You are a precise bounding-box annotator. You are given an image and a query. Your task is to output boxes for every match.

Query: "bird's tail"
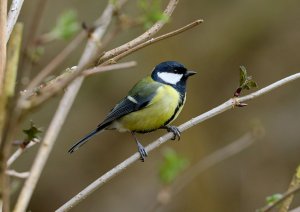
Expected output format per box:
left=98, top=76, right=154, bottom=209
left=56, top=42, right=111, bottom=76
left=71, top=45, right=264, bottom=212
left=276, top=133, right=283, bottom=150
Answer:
left=68, top=128, right=103, bottom=153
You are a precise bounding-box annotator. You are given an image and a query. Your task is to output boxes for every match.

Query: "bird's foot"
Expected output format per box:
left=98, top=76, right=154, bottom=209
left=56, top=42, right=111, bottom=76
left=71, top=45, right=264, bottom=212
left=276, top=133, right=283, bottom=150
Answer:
left=136, top=141, right=148, bottom=162
left=163, top=125, right=181, bottom=140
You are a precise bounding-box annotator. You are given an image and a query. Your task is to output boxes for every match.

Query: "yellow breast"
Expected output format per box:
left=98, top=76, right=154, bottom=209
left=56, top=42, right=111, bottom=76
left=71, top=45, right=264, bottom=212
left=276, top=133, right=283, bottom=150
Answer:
left=117, top=85, right=184, bottom=133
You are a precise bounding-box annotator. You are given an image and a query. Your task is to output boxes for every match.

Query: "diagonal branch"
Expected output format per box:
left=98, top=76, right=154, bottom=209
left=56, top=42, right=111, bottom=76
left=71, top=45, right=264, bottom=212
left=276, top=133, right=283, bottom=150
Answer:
left=7, top=139, right=40, bottom=167
left=26, top=31, right=86, bottom=90
left=102, top=19, right=203, bottom=66
left=83, top=61, right=137, bottom=76
left=56, top=72, right=300, bottom=211
left=6, top=0, right=24, bottom=43
left=98, top=0, right=179, bottom=64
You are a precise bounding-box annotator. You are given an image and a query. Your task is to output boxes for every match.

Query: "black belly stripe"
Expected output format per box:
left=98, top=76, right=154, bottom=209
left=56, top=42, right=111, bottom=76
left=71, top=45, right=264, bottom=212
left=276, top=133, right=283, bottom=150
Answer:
left=135, top=92, right=185, bottom=134
left=163, top=92, right=186, bottom=126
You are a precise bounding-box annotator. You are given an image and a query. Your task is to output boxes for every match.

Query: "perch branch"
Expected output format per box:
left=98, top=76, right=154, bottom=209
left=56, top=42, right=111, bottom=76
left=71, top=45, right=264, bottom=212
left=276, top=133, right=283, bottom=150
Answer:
left=56, top=72, right=300, bottom=211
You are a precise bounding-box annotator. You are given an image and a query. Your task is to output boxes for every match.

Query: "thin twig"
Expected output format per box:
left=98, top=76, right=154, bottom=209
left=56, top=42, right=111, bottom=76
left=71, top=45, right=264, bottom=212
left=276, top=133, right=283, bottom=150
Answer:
left=98, top=0, right=179, bottom=64
left=6, top=0, right=24, bottom=43
left=7, top=139, right=40, bottom=167
left=56, top=72, right=300, bottom=211
left=83, top=61, right=137, bottom=76
left=20, top=61, right=137, bottom=98
left=259, top=185, right=300, bottom=212
left=102, top=19, right=203, bottom=65
left=26, top=31, right=86, bottom=90
left=6, top=170, right=29, bottom=179
left=13, top=2, right=126, bottom=212
left=19, top=0, right=48, bottom=86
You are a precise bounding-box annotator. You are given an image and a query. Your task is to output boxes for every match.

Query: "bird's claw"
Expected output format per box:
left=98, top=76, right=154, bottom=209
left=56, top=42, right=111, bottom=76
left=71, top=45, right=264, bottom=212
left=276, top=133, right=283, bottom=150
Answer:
left=137, top=142, right=148, bottom=162
left=165, top=125, right=181, bottom=140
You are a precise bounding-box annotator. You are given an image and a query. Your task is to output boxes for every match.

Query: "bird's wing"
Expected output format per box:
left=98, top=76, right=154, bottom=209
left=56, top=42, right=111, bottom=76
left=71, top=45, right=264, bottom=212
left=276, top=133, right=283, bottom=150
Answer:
left=68, top=77, right=161, bottom=153
left=98, top=76, right=162, bottom=128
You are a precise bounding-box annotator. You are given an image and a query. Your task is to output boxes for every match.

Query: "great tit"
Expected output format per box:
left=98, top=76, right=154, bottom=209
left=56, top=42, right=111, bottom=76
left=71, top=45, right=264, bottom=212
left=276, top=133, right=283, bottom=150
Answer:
left=68, top=61, right=196, bottom=161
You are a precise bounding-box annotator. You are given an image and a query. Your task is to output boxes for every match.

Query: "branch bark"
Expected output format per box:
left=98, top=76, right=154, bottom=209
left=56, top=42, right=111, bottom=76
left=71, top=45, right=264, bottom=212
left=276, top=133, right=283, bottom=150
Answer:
left=98, top=0, right=179, bottom=64
left=101, top=19, right=203, bottom=66
left=7, top=139, right=40, bottom=167
left=6, top=0, right=24, bottom=43
left=56, top=72, right=300, bottom=212
left=83, top=61, right=137, bottom=77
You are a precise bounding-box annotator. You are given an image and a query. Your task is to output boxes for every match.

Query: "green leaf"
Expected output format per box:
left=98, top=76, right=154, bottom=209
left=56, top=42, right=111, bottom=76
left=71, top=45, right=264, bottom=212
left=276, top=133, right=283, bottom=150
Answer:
left=239, top=66, right=258, bottom=90
left=26, top=46, right=45, bottom=63
left=159, top=148, right=188, bottom=184
left=138, top=0, right=169, bottom=29
left=266, top=193, right=283, bottom=205
left=239, top=66, right=247, bottom=86
left=23, top=121, right=42, bottom=142
left=50, top=10, right=80, bottom=40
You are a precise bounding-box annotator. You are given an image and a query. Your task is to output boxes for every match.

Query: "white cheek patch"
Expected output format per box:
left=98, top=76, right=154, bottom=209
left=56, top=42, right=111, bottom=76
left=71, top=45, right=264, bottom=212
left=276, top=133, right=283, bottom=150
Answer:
left=157, top=72, right=183, bottom=85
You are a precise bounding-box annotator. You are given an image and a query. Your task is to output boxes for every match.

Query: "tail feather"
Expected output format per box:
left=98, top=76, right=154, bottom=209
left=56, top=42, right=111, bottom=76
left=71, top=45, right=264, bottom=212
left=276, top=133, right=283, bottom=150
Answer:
left=68, top=128, right=102, bottom=153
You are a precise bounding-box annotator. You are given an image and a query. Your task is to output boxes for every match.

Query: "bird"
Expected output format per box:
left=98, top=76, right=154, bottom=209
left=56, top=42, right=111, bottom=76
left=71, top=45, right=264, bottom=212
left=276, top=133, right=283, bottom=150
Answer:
left=68, top=61, right=196, bottom=161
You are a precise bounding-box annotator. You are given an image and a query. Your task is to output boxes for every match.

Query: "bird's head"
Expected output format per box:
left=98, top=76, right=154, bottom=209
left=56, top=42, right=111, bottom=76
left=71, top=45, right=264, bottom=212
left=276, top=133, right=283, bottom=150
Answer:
left=151, top=61, right=196, bottom=86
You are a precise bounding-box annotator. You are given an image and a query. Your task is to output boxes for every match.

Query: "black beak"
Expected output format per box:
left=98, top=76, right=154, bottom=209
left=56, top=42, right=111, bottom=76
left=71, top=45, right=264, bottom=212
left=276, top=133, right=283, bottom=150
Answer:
left=186, top=70, right=197, bottom=77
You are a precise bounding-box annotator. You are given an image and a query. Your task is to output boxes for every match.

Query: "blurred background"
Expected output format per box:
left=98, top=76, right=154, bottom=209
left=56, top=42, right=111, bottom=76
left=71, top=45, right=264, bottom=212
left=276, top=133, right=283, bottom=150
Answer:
left=11, top=0, right=300, bottom=211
